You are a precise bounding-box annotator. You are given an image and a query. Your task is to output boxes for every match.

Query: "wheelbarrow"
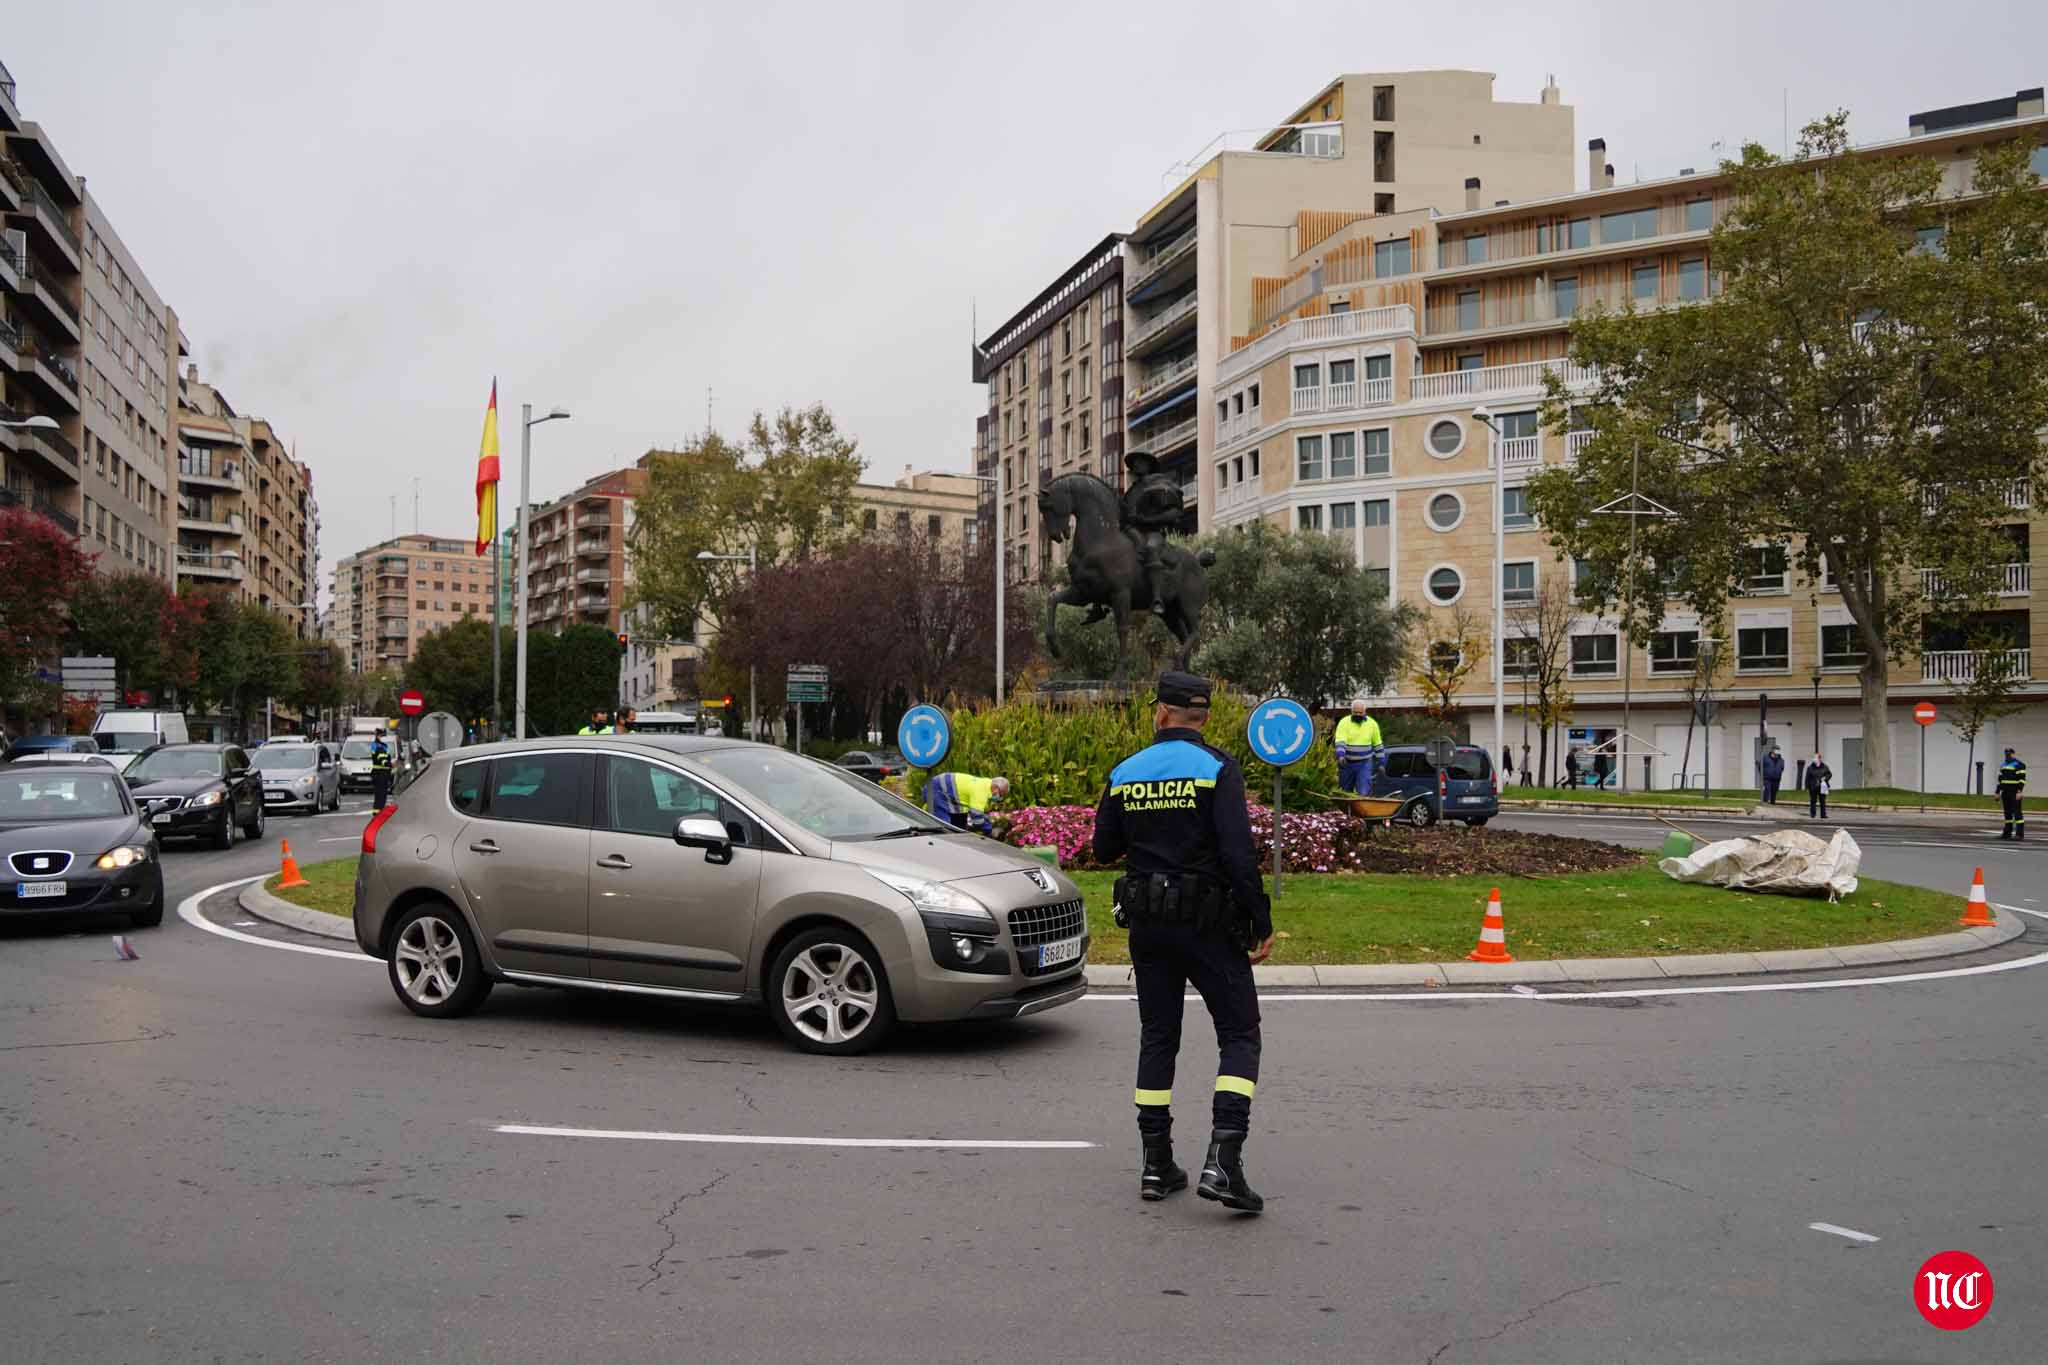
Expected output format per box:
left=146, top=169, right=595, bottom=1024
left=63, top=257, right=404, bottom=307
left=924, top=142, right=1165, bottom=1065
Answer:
left=1322, top=793, right=1405, bottom=829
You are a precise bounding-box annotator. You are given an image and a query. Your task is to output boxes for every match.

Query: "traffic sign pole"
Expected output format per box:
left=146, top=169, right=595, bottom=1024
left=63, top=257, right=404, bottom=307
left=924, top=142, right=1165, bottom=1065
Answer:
left=1245, top=698, right=1314, bottom=901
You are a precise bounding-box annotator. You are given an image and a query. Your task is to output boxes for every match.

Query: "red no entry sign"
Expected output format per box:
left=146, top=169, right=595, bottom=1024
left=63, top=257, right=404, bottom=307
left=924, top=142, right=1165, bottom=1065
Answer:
left=1913, top=701, right=1937, bottom=727
left=399, top=689, right=426, bottom=717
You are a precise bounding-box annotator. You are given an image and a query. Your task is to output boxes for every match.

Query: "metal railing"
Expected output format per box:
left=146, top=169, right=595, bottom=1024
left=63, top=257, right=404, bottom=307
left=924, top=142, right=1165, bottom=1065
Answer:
left=1919, top=563, right=2031, bottom=598
left=1129, top=414, right=1197, bottom=456
left=1216, top=479, right=1260, bottom=512
left=18, top=422, right=79, bottom=472
left=1410, top=357, right=1598, bottom=403
left=19, top=258, right=80, bottom=330
left=1494, top=434, right=1543, bottom=468
left=1221, top=305, right=1414, bottom=385
left=1218, top=409, right=1263, bottom=446
left=1923, top=649, right=2030, bottom=683
left=1129, top=292, right=1198, bottom=349
left=1565, top=430, right=1595, bottom=464
left=6, top=164, right=82, bottom=260
left=1127, top=352, right=1198, bottom=408
left=1129, top=228, right=1197, bottom=290
left=1922, top=479, right=2031, bottom=513
left=1289, top=375, right=1393, bottom=419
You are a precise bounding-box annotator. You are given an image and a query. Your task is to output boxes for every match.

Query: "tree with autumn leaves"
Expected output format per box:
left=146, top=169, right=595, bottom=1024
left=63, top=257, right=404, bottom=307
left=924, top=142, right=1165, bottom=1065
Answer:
left=0, top=507, right=96, bottom=719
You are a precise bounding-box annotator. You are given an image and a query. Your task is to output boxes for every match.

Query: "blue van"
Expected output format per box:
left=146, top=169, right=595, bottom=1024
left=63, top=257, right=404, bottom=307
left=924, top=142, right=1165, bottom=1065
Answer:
left=1370, top=744, right=1499, bottom=828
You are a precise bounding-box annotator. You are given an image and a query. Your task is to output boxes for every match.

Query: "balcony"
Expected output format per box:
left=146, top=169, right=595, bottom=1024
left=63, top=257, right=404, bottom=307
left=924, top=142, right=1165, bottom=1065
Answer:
left=3, top=161, right=83, bottom=269
left=13, top=421, right=80, bottom=479
left=574, top=536, right=610, bottom=557
left=575, top=592, right=610, bottom=612
left=1290, top=375, right=1394, bottom=418
left=1493, top=434, right=1543, bottom=469
left=1565, top=430, right=1595, bottom=464
left=574, top=567, right=610, bottom=584
left=16, top=258, right=81, bottom=342
left=1920, top=563, right=2031, bottom=599
left=177, top=552, right=244, bottom=582
left=575, top=509, right=611, bottom=530
left=1127, top=292, right=1199, bottom=356
left=1129, top=228, right=1198, bottom=300
left=1410, top=356, right=1598, bottom=404
left=0, top=234, right=19, bottom=290
left=1218, top=408, right=1263, bottom=446
left=1129, top=414, right=1197, bottom=458
left=15, top=329, right=80, bottom=408
left=1216, top=479, right=1261, bottom=514
left=1923, top=649, right=2031, bottom=684
left=1126, top=353, right=1199, bottom=410
left=0, top=485, right=77, bottom=533
left=178, top=508, right=243, bottom=536
left=1921, top=479, right=2031, bottom=513
left=1220, top=305, right=1415, bottom=386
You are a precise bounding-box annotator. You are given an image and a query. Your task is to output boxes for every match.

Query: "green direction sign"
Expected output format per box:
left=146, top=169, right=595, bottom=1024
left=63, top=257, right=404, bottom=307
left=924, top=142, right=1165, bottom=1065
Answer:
left=788, top=663, right=829, bottom=703
left=788, top=685, right=829, bottom=702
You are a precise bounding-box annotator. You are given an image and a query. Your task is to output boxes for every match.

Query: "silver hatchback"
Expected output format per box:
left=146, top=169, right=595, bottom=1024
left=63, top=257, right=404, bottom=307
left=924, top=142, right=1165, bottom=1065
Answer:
left=351, top=736, right=1088, bottom=1054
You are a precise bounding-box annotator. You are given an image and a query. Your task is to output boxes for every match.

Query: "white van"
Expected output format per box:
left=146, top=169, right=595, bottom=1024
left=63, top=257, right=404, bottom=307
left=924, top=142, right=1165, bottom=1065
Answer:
left=91, top=709, right=192, bottom=772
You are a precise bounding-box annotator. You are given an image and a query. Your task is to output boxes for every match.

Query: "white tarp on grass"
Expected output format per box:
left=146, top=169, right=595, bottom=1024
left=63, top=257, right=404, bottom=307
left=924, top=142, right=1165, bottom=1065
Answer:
left=1657, top=828, right=1862, bottom=900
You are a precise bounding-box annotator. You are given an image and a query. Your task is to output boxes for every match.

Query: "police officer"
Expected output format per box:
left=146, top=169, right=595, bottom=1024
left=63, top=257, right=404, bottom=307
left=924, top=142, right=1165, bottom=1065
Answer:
left=369, top=734, right=393, bottom=809
left=1093, top=671, right=1274, bottom=1214
left=1333, top=697, right=1383, bottom=795
left=1998, top=746, right=2027, bottom=840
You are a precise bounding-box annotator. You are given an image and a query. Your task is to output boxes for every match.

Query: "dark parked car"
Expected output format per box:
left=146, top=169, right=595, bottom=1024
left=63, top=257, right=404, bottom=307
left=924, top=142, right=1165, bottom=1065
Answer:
left=6, top=735, right=106, bottom=762
left=1370, top=745, right=1499, bottom=828
left=834, top=749, right=906, bottom=783
left=125, top=743, right=268, bottom=849
left=0, top=761, right=164, bottom=927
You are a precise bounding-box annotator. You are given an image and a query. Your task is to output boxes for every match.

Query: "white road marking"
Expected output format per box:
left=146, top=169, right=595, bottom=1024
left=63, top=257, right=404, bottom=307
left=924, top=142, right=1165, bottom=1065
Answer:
left=494, top=1123, right=1093, bottom=1150
left=1809, top=1222, right=1881, bottom=1243
left=318, top=836, right=359, bottom=843
left=176, top=876, right=375, bottom=962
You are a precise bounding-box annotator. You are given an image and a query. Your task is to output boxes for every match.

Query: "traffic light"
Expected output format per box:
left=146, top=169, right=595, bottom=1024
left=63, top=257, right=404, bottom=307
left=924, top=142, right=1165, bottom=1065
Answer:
left=616, top=632, right=629, bottom=649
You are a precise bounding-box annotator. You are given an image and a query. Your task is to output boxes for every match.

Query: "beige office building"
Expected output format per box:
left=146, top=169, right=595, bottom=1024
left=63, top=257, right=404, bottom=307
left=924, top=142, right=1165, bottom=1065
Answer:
left=331, top=533, right=496, bottom=674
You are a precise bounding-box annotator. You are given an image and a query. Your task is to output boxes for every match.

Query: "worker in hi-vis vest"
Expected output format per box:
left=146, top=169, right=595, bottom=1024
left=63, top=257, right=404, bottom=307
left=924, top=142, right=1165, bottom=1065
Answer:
left=1332, top=698, right=1383, bottom=795
left=926, top=771, right=1009, bottom=834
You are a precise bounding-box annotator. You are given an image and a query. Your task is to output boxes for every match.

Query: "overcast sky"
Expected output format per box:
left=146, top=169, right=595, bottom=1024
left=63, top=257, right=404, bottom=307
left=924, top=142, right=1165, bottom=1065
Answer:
left=10, top=1, right=2043, bottom=602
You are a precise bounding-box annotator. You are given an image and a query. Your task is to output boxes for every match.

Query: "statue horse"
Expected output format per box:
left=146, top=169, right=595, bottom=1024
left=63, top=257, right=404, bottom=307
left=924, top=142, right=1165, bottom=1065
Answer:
left=1038, top=472, right=1213, bottom=676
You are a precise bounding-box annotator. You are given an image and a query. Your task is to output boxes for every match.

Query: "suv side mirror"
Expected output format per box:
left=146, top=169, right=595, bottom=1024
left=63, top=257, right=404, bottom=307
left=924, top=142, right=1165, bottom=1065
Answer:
left=674, top=815, right=734, bottom=865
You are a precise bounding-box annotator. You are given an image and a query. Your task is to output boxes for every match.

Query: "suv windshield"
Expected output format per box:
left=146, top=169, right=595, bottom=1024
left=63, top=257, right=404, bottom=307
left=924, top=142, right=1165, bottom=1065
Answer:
left=252, top=748, right=317, bottom=771
left=0, top=772, right=127, bottom=820
left=95, top=731, right=159, bottom=753
left=341, top=739, right=376, bottom=760
left=693, top=747, right=949, bottom=840
left=128, top=750, right=224, bottom=780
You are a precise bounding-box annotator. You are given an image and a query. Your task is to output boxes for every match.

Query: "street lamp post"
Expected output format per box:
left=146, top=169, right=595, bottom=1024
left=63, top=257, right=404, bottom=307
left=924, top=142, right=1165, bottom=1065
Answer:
left=965, top=472, right=1006, bottom=704
left=1471, top=408, right=1506, bottom=767
left=1811, top=670, right=1823, bottom=759
left=515, top=404, right=571, bottom=738
left=696, top=547, right=758, bottom=741
left=0, top=415, right=60, bottom=432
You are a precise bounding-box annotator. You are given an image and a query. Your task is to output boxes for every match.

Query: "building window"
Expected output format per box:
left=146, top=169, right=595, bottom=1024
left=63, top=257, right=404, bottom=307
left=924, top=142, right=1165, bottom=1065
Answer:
left=862, top=509, right=877, bottom=532
left=1426, top=418, right=1465, bottom=457
left=1571, top=633, right=1619, bottom=676
left=1503, top=637, right=1539, bottom=677
left=1328, top=430, right=1357, bottom=479
left=1061, top=319, right=1072, bottom=356
left=1464, top=232, right=1488, bottom=264
left=1328, top=357, right=1356, bottom=389
left=1563, top=217, right=1591, bottom=250
left=1678, top=257, right=1707, bottom=300
left=1425, top=491, right=1464, bottom=531
left=928, top=514, right=942, bottom=538
left=1363, top=498, right=1389, bottom=527
left=1296, top=434, right=1325, bottom=482
left=1298, top=505, right=1324, bottom=531
left=1738, top=626, right=1790, bottom=672
left=1425, top=566, right=1464, bottom=604
left=1456, top=352, right=1485, bottom=372
left=1553, top=276, right=1579, bottom=318
left=1685, top=198, right=1712, bottom=232
left=1293, top=361, right=1320, bottom=393
left=1362, top=428, right=1391, bottom=476
left=1650, top=630, right=1699, bottom=674
left=1913, top=225, right=1947, bottom=257
left=1502, top=485, right=1533, bottom=528
left=1633, top=264, right=1660, bottom=302
left=1456, top=290, right=1481, bottom=330
left=1329, top=298, right=1350, bottom=316
left=1821, top=623, right=1866, bottom=669
left=1329, top=501, right=1357, bottom=535
left=1601, top=207, right=1658, bottom=243
left=1502, top=560, right=1536, bottom=602
left=1744, top=546, right=1787, bottom=594
left=1373, top=238, right=1411, bottom=277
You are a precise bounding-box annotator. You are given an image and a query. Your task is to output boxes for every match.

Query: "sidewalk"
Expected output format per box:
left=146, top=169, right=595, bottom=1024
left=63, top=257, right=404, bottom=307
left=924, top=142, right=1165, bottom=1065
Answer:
left=1500, top=796, right=1995, bottom=829
left=1079, top=906, right=2025, bottom=988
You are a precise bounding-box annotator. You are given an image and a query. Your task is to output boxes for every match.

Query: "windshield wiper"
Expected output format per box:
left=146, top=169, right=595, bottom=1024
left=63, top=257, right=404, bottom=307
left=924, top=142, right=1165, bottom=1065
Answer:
left=868, top=824, right=945, bottom=840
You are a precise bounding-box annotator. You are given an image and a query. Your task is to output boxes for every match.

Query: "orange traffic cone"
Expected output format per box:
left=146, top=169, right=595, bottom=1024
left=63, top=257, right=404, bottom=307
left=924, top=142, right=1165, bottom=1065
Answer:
left=1466, top=886, right=1514, bottom=963
left=276, top=839, right=309, bottom=891
left=1959, top=866, right=1996, bottom=928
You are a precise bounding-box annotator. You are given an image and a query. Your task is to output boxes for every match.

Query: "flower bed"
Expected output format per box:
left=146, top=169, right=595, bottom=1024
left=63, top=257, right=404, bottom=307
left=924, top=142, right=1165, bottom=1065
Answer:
left=995, top=805, right=1639, bottom=877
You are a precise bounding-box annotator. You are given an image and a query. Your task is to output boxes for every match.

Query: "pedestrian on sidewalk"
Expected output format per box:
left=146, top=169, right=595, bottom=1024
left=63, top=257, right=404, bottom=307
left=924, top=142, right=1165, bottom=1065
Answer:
left=1805, top=752, right=1831, bottom=820
left=1763, top=747, right=1785, bottom=804
left=1593, top=751, right=1611, bottom=790
left=1998, top=747, right=2027, bottom=841
left=1563, top=748, right=1579, bottom=789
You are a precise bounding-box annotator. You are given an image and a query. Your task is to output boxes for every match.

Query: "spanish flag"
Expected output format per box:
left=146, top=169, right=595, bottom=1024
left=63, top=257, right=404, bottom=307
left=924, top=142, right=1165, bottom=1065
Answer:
left=474, top=380, right=501, bottom=556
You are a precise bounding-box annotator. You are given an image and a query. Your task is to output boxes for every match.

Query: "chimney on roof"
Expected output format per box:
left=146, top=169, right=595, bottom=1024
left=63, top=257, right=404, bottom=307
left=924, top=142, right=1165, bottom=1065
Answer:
left=1604, top=163, right=1616, bottom=188
left=1540, top=74, right=1562, bottom=107
left=1495, top=199, right=1508, bottom=207
left=1464, top=176, right=1481, bottom=211
left=1588, top=138, right=1608, bottom=190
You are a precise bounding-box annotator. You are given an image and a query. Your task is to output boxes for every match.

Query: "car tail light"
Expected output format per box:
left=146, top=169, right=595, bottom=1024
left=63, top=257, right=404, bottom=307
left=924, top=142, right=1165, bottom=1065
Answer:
left=1438, top=768, right=1448, bottom=802
left=362, top=802, right=399, bottom=855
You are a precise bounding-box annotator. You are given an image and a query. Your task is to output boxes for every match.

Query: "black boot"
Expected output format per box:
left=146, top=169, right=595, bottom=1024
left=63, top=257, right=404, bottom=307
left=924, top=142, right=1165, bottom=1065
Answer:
left=1141, top=1137, right=1188, bottom=1202
left=1196, top=1129, right=1264, bottom=1213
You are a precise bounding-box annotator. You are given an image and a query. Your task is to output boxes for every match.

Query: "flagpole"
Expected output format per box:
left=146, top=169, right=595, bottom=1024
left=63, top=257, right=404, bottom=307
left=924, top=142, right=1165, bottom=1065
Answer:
left=516, top=403, right=532, bottom=739
left=491, top=514, right=503, bottom=740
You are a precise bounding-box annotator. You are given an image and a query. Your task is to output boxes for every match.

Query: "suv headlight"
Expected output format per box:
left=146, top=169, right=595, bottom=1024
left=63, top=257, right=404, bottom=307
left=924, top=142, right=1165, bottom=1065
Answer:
left=189, top=790, right=225, bottom=808
left=96, top=844, right=150, bottom=870
left=296, top=774, right=317, bottom=789
left=862, top=868, right=995, bottom=924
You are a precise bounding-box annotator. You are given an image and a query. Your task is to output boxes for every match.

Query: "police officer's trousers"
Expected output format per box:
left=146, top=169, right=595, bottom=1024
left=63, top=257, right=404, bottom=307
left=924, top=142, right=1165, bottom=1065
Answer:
left=1130, top=918, right=1261, bottom=1136
left=2001, top=789, right=2024, bottom=839
left=371, top=774, right=390, bottom=809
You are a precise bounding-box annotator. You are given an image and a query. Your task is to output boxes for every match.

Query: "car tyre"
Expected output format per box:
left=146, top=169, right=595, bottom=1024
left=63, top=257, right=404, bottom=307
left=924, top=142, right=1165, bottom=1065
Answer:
left=244, top=801, right=265, bottom=840
left=213, top=803, right=237, bottom=850
left=1404, top=798, right=1437, bottom=830
left=388, top=903, right=492, bottom=1019
left=768, top=926, right=896, bottom=1056
left=130, top=871, right=165, bottom=927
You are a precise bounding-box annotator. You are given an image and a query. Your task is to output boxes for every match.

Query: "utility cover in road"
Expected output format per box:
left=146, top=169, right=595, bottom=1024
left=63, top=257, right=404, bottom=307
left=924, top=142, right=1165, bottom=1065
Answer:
left=897, top=704, right=950, bottom=768
left=398, top=689, right=425, bottom=717
left=416, top=712, right=464, bottom=753
left=1246, top=697, right=1314, bottom=767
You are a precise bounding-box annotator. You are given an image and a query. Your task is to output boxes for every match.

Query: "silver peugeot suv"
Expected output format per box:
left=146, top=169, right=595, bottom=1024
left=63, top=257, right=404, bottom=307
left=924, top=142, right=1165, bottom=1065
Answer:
left=352, top=736, right=1088, bottom=1054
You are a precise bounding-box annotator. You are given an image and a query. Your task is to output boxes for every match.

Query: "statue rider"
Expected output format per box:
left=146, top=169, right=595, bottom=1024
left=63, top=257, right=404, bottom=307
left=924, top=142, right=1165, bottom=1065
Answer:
left=1121, top=451, right=1184, bottom=613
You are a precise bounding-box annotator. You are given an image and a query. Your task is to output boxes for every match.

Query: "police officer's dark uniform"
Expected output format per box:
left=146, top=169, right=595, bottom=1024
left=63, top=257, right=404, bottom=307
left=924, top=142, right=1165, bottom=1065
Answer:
left=369, top=738, right=393, bottom=809
left=1093, top=671, right=1273, bottom=1213
left=1998, top=747, right=2026, bottom=840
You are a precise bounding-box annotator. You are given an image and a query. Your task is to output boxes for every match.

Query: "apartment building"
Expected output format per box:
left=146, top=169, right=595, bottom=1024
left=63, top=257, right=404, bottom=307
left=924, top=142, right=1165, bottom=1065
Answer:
left=1206, top=88, right=2048, bottom=792
left=77, top=191, right=175, bottom=579
left=972, top=234, right=1125, bottom=582
left=331, top=533, right=498, bottom=674
left=238, top=415, right=318, bottom=635
left=523, top=465, right=646, bottom=636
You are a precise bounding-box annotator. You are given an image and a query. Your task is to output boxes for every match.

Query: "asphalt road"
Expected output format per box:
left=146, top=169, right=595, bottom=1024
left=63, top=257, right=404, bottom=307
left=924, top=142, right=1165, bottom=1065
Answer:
left=3, top=800, right=2045, bottom=1363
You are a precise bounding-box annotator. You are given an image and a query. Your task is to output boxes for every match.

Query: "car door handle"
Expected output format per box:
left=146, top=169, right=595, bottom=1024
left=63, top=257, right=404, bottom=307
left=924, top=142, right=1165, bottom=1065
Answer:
left=468, top=839, right=500, bottom=854
left=594, top=854, right=633, bottom=871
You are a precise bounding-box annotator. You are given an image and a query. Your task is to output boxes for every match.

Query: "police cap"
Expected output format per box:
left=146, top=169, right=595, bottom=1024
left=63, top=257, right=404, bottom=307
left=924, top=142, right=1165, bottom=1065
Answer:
left=1154, top=671, right=1213, bottom=708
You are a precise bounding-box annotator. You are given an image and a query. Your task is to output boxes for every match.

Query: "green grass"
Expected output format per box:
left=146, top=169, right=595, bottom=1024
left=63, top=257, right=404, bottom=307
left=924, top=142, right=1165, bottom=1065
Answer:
left=1500, top=786, right=1754, bottom=809
left=267, top=855, right=357, bottom=919
left=1826, top=786, right=2001, bottom=811
left=1066, top=863, right=1961, bottom=965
